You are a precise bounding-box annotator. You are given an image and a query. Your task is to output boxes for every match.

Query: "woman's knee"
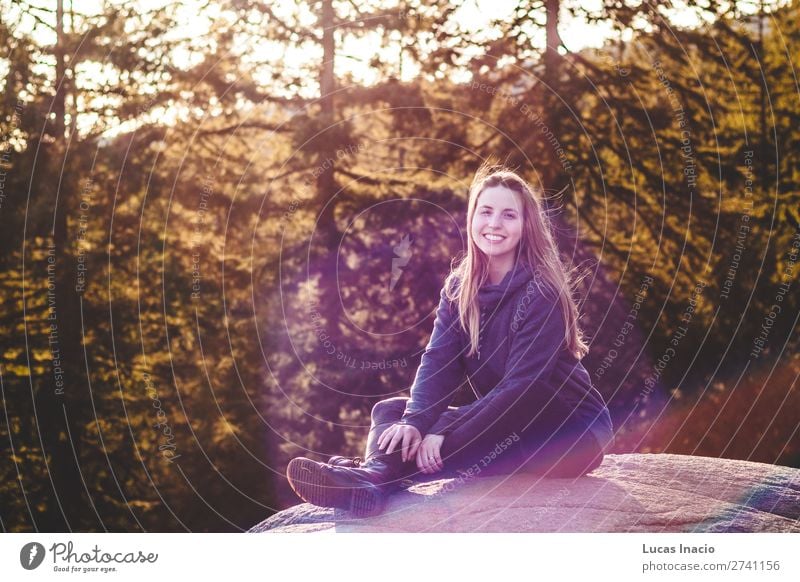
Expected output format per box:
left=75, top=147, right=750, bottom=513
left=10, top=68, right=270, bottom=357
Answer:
left=580, top=449, right=604, bottom=475
left=545, top=442, right=604, bottom=478
left=371, top=397, right=409, bottom=424
left=513, top=429, right=604, bottom=478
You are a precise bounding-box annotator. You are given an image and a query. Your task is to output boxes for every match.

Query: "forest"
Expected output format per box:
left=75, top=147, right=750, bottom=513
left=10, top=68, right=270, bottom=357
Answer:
left=1, top=0, right=798, bottom=532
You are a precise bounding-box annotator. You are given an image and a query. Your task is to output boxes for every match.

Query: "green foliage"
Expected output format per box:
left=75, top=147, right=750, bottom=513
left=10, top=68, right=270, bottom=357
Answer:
left=1, top=0, right=798, bottom=531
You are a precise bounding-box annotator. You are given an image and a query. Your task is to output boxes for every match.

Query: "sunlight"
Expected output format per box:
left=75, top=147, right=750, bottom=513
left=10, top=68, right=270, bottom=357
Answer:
left=5, top=0, right=765, bottom=137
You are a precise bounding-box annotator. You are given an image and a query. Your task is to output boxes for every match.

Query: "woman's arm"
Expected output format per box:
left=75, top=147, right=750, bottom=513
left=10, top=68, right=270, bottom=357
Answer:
left=427, top=400, right=481, bottom=436
left=432, top=284, right=566, bottom=440
left=396, top=285, right=466, bottom=435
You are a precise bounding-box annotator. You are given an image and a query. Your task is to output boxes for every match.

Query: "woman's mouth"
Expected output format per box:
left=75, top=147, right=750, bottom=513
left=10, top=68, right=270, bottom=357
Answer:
left=483, top=233, right=506, bottom=242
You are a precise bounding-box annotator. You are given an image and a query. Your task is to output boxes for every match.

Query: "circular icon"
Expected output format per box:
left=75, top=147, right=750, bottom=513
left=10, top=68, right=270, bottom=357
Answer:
left=20, top=542, right=46, bottom=570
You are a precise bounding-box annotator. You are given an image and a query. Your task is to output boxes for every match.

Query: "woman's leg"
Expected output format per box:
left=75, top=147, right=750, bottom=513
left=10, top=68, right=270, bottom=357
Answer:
left=493, top=422, right=603, bottom=479
left=436, top=389, right=603, bottom=481
left=360, top=395, right=602, bottom=483
left=286, top=396, right=415, bottom=515
left=365, top=397, right=469, bottom=485
left=364, top=397, right=409, bottom=460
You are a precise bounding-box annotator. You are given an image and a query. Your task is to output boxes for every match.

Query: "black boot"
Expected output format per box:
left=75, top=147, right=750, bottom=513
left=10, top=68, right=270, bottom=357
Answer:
left=327, top=455, right=362, bottom=468
left=286, top=450, right=407, bottom=517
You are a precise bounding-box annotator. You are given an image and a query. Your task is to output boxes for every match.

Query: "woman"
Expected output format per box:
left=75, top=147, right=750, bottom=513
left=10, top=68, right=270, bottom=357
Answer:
left=286, top=164, right=614, bottom=517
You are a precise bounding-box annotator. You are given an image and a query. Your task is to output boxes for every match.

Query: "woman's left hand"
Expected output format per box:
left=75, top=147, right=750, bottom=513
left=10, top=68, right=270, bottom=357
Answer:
left=416, top=434, right=445, bottom=474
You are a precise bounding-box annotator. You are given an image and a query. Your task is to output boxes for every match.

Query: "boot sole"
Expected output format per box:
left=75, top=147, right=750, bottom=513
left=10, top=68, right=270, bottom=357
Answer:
left=286, top=458, right=384, bottom=517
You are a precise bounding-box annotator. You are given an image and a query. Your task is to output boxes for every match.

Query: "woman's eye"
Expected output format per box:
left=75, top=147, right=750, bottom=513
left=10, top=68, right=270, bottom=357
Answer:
left=504, top=213, right=515, bottom=219
left=481, top=210, right=491, bottom=216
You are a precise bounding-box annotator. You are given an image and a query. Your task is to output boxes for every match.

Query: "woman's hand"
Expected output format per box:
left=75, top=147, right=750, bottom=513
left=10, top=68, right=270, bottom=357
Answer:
left=416, top=434, right=445, bottom=474
left=377, top=423, right=422, bottom=462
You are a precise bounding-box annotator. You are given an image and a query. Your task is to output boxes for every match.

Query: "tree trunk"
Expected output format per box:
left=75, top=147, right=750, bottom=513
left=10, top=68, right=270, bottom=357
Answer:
left=317, top=0, right=337, bottom=242
left=544, top=0, right=562, bottom=80
left=542, top=0, right=565, bottom=196
left=37, top=0, right=97, bottom=531
left=311, top=0, right=347, bottom=451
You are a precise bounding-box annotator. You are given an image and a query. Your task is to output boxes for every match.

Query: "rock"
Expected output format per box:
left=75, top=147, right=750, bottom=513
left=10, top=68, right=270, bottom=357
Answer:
left=248, top=453, right=800, bottom=533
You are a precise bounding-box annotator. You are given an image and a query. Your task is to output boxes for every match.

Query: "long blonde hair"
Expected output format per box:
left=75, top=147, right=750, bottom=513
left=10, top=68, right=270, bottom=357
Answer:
left=443, top=162, right=589, bottom=360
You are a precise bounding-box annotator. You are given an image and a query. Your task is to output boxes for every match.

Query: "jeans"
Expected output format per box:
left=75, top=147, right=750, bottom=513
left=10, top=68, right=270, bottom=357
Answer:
left=367, top=395, right=603, bottom=484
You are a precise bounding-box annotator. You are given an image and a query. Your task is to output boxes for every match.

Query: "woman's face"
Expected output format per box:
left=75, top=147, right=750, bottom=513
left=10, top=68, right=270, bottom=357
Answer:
left=471, top=184, right=524, bottom=261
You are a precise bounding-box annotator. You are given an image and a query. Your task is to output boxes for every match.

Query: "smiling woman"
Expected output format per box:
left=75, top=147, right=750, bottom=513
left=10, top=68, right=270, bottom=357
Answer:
left=471, top=185, right=524, bottom=285
left=286, top=162, right=613, bottom=517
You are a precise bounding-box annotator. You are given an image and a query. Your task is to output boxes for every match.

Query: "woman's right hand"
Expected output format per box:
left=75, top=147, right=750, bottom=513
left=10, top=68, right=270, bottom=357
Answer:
left=377, top=423, right=422, bottom=462
left=416, top=434, right=445, bottom=474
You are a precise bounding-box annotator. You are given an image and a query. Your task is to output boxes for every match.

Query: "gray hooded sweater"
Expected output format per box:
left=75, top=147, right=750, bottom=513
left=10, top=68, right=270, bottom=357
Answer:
left=398, top=261, right=615, bottom=454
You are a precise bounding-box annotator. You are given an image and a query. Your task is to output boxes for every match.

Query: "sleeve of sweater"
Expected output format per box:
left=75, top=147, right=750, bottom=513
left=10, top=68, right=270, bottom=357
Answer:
left=428, top=283, right=566, bottom=437
left=396, top=285, right=466, bottom=435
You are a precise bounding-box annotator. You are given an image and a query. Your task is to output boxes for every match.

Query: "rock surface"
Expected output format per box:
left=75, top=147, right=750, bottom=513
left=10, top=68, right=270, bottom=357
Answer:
left=249, top=454, right=800, bottom=533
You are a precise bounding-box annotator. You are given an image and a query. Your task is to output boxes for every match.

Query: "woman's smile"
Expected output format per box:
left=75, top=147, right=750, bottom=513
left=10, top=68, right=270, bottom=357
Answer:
left=472, top=186, right=523, bottom=259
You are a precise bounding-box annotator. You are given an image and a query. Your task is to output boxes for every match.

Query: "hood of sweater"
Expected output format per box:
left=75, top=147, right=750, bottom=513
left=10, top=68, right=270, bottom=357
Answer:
left=477, top=261, right=536, bottom=310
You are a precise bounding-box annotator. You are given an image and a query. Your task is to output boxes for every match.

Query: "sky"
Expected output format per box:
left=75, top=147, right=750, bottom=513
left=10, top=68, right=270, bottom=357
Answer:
left=6, top=0, right=770, bottom=85
left=1, top=0, right=775, bottom=136
left=4, top=1, right=657, bottom=78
